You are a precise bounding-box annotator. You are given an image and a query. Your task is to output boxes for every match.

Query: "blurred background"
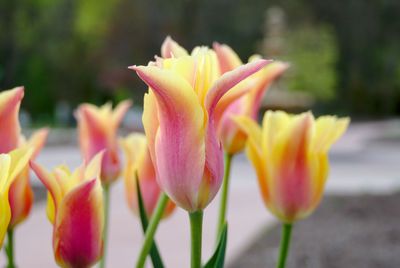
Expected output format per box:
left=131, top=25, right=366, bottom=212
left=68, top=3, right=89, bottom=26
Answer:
left=1, top=0, right=400, bottom=127
left=1, top=1, right=400, bottom=267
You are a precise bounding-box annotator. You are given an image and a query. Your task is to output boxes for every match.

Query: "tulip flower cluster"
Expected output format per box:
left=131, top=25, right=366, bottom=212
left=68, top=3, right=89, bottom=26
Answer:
left=0, top=35, right=349, bottom=268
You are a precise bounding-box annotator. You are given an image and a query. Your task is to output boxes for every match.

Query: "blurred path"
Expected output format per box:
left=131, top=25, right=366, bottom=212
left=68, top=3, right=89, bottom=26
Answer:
left=1, top=120, right=399, bottom=267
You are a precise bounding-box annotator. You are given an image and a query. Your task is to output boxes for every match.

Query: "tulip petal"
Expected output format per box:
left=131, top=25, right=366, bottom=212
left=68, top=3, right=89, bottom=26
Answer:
left=0, top=154, right=11, bottom=194
left=231, top=115, right=262, bottom=148
left=8, top=165, right=33, bottom=228
left=26, top=127, right=50, bottom=159
left=30, top=161, right=62, bottom=212
left=0, top=87, right=24, bottom=153
left=261, top=110, right=291, bottom=159
left=54, top=178, right=104, bottom=268
left=142, top=91, right=159, bottom=167
left=161, top=36, right=189, bottom=58
left=247, top=62, right=290, bottom=118
left=313, top=116, right=350, bottom=154
left=205, top=59, right=271, bottom=120
left=7, top=147, right=33, bottom=183
left=84, top=151, right=104, bottom=181
left=0, top=195, right=11, bottom=246
left=271, top=113, right=314, bottom=222
left=132, top=65, right=206, bottom=210
left=213, top=42, right=243, bottom=73
left=112, top=100, right=132, bottom=129
left=213, top=78, right=257, bottom=127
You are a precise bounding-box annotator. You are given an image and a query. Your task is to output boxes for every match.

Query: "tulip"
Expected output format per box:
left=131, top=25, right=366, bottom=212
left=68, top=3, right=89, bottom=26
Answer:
left=30, top=152, right=104, bottom=268
left=119, top=133, right=175, bottom=218
left=212, top=43, right=289, bottom=237
left=75, top=101, right=131, bottom=185
left=131, top=50, right=268, bottom=212
left=213, top=42, right=290, bottom=155
left=75, top=100, right=131, bottom=268
left=131, top=44, right=269, bottom=268
left=8, top=128, right=49, bottom=229
left=234, top=111, right=349, bottom=268
left=0, top=86, right=24, bottom=153
left=234, top=111, right=349, bottom=222
left=0, top=147, right=33, bottom=247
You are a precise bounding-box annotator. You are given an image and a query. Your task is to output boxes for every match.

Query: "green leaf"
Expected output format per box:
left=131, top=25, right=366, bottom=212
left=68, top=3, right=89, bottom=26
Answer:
left=203, top=223, right=228, bottom=268
left=136, top=172, right=165, bottom=268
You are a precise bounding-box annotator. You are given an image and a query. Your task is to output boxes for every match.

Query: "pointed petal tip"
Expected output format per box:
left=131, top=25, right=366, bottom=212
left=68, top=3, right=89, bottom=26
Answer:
left=212, top=41, right=221, bottom=48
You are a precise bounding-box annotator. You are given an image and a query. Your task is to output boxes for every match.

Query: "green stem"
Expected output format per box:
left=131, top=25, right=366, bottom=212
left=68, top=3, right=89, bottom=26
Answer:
left=6, top=229, right=16, bottom=268
left=136, top=193, right=169, bottom=268
left=216, top=152, right=233, bottom=240
left=277, top=223, right=293, bottom=268
left=100, top=184, right=111, bottom=268
left=189, top=210, right=203, bottom=268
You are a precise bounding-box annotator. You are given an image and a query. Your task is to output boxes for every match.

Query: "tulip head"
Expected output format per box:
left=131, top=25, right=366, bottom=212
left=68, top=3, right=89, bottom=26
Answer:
left=8, top=127, right=49, bottom=228
left=30, top=152, right=104, bottom=268
left=131, top=43, right=269, bottom=211
left=0, top=147, right=33, bottom=246
left=75, top=100, right=131, bottom=185
left=234, top=111, right=349, bottom=223
left=0, top=86, right=24, bottom=153
left=213, top=42, right=290, bottom=155
left=120, top=133, right=175, bottom=218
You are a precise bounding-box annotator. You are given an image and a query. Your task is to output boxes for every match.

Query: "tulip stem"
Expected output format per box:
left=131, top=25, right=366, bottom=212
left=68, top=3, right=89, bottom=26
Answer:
left=189, top=210, right=203, bottom=268
left=136, top=192, right=169, bottom=268
left=216, top=152, right=233, bottom=241
left=277, top=223, right=293, bottom=268
left=100, top=184, right=111, bottom=268
left=5, top=229, right=16, bottom=268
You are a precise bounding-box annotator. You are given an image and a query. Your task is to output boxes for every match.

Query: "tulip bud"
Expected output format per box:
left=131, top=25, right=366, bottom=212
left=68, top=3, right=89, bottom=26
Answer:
left=131, top=45, right=269, bottom=211
left=31, top=152, right=105, bottom=267
left=234, top=111, right=349, bottom=223
left=75, top=101, right=131, bottom=185
left=120, top=133, right=175, bottom=218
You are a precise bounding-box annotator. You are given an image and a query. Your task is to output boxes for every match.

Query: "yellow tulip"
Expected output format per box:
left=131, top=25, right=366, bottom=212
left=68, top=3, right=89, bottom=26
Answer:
left=0, top=147, right=33, bottom=246
left=234, top=111, right=349, bottom=223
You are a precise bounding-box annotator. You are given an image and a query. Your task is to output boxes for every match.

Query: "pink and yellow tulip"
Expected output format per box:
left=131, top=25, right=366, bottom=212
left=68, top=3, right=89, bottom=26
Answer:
left=8, top=128, right=49, bottom=228
left=75, top=101, right=131, bottom=185
left=120, top=133, right=175, bottom=218
left=30, top=152, right=105, bottom=268
left=0, top=147, right=33, bottom=247
left=130, top=46, right=269, bottom=211
left=0, top=87, right=24, bottom=153
left=213, top=42, right=290, bottom=154
left=234, top=111, right=349, bottom=223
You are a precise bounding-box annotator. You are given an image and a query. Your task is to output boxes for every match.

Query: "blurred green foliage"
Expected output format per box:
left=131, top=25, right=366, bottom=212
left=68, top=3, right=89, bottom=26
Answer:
left=285, top=24, right=338, bottom=100
left=0, top=0, right=399, bottom=124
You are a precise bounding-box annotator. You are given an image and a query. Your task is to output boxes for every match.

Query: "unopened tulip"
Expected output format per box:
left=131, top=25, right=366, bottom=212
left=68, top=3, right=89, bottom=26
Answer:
left=130, top=48, right=269, bottom=211
left=0, top=147, right=33, bottom=246
left=120, top=133, right=175, bottom=218
left=214, top=42, right=290, bottom=154
left=75, top=101, right=131, bottom=185
left=234, top=111, right=349, bottom=223
left=8, top=128, right=49, bottom=228
left=30, top=152, right=104, bottom=268
left=0, top=86, right=24, bottom=153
